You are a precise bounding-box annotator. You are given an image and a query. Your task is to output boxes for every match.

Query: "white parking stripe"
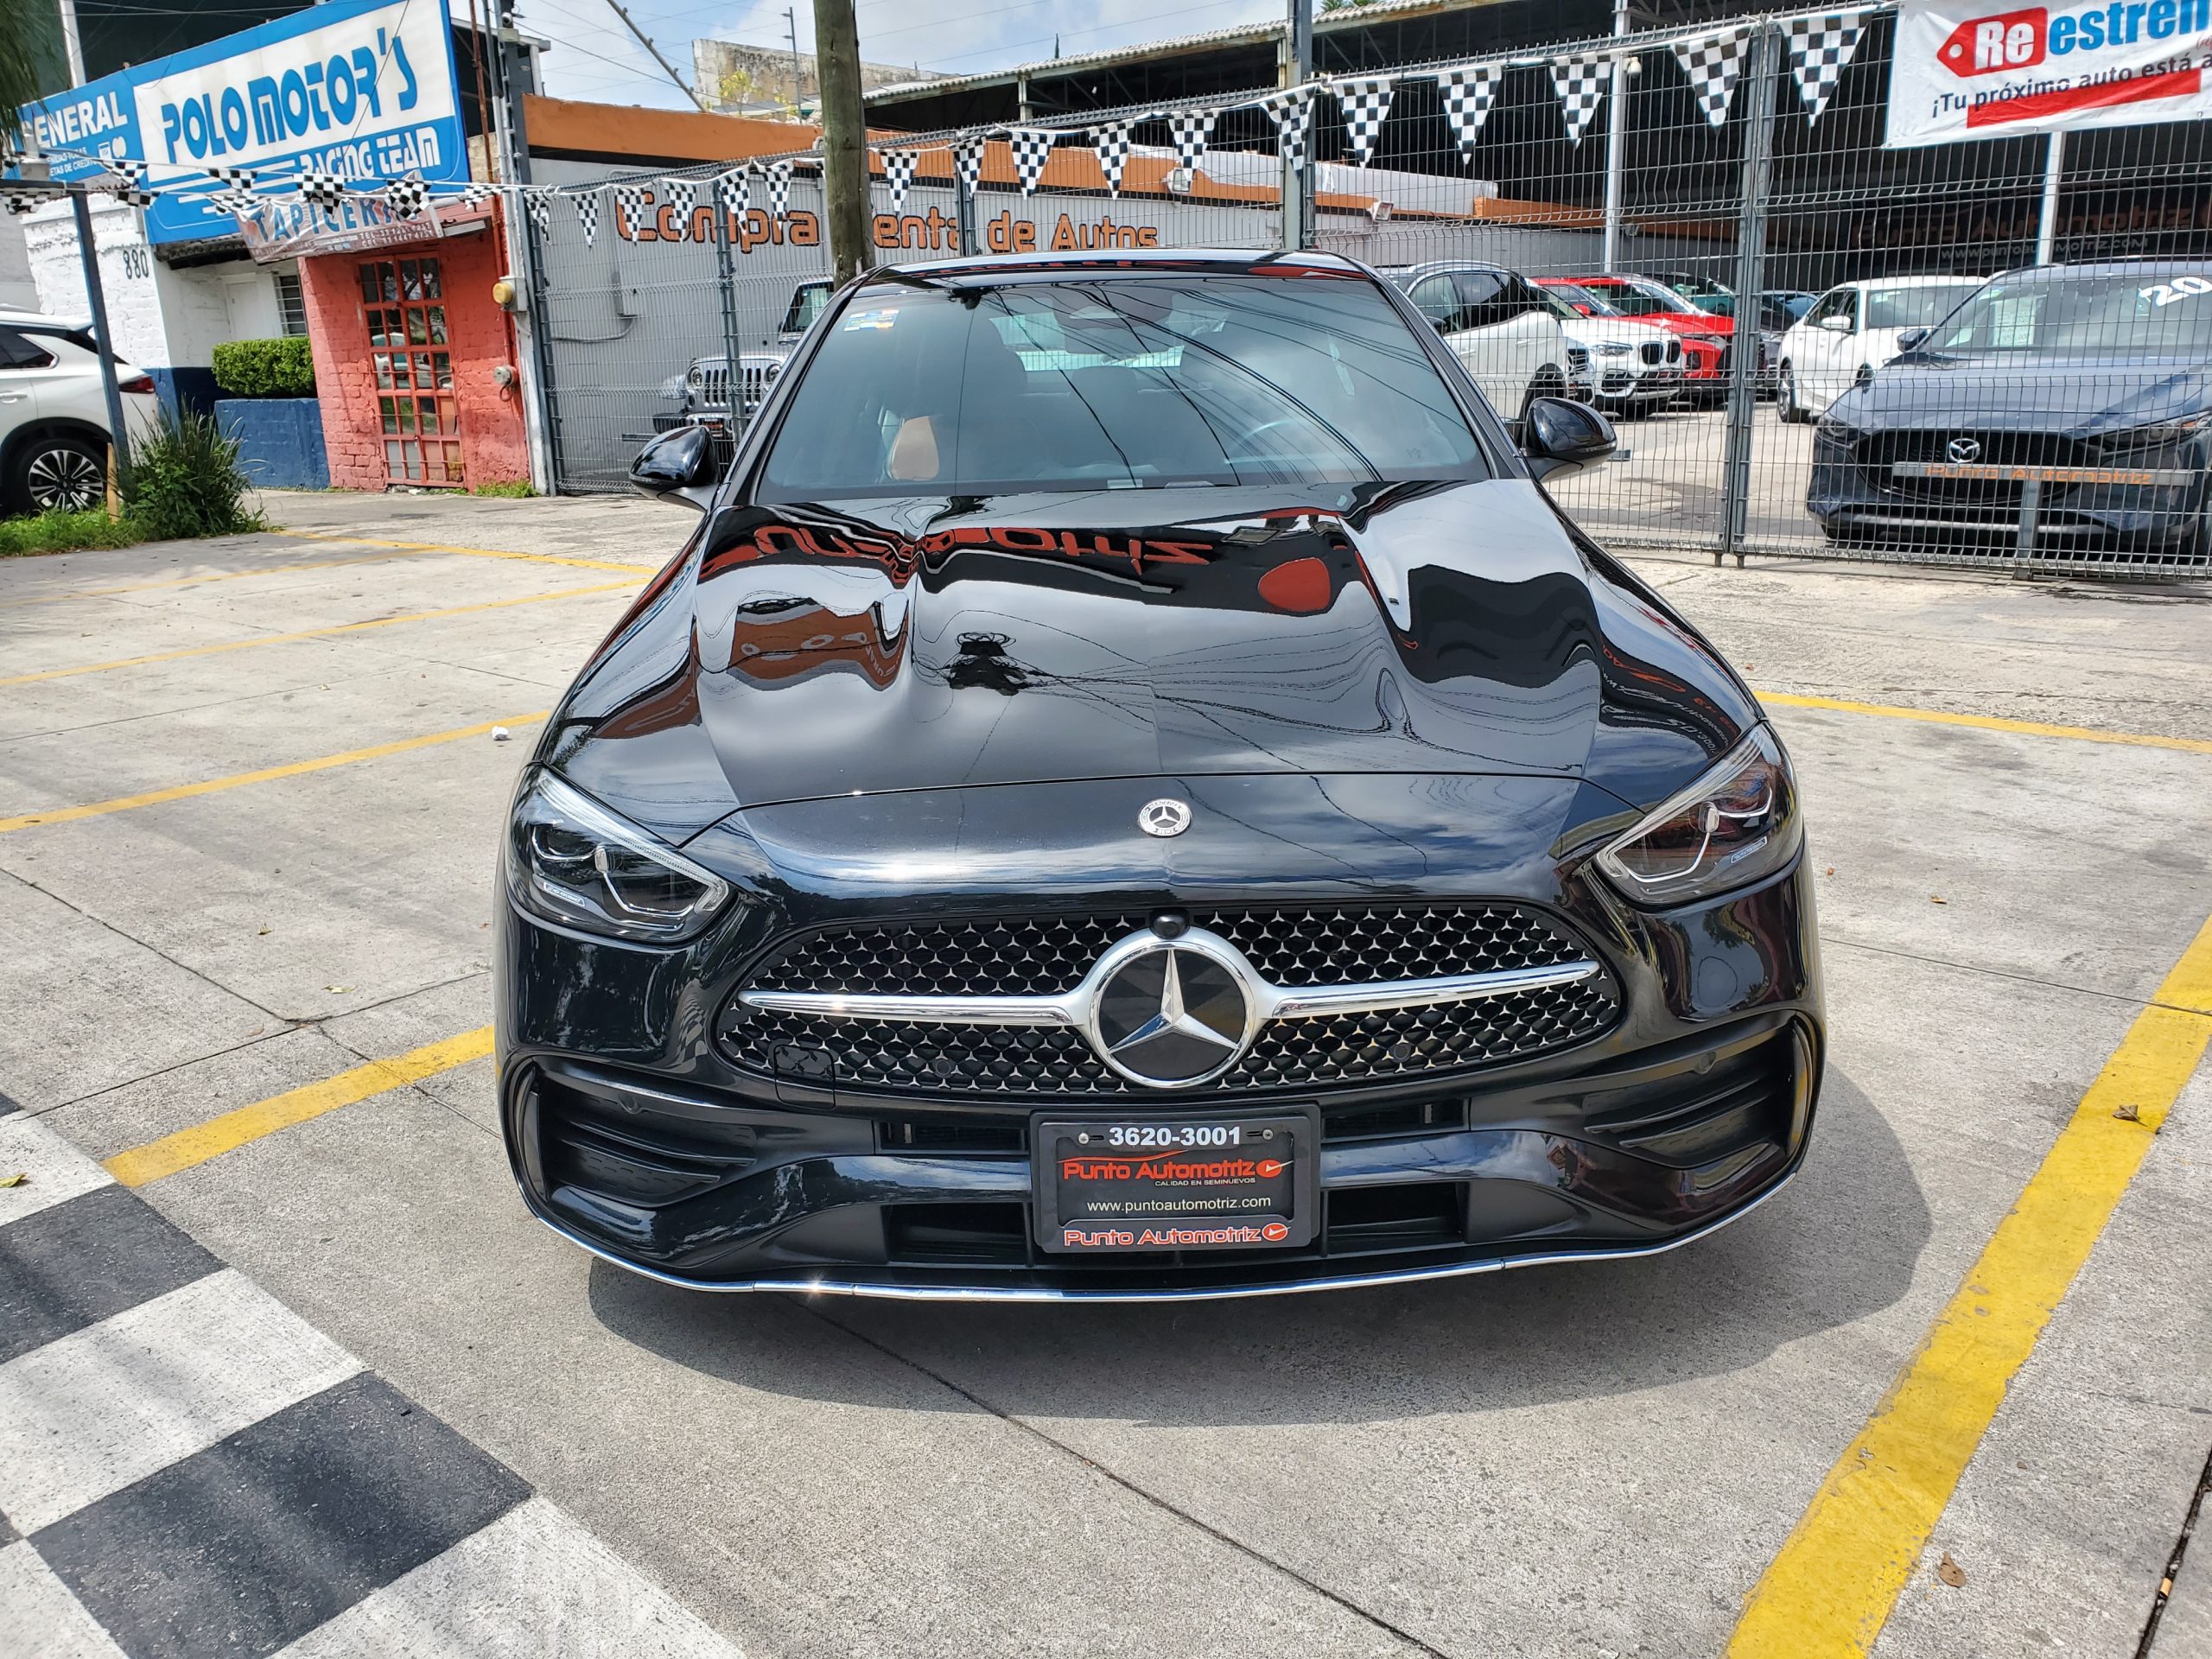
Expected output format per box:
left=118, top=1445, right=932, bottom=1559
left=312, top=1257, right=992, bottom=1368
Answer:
left=272, top=1497, right=743, bottom=1659
left=0, top=1116, right=114, bottom=1228
left=0, top=1541, right=130, bottom=1659
left=0, top=1269, right=360, bottom=1534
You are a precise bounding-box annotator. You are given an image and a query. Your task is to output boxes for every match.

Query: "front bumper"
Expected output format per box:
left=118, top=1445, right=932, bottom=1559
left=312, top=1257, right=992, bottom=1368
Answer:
left=498, top=859, right=1823, bottom=1300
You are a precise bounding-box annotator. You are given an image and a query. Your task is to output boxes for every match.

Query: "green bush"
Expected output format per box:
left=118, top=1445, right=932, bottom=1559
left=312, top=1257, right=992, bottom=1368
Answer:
left=212, top=336, right=315, bottom=397
left=123, top=405, right=263, bottom=540
left=0, top=508, right=145, bottom=557
left=470, top=480, right=534, bottom=498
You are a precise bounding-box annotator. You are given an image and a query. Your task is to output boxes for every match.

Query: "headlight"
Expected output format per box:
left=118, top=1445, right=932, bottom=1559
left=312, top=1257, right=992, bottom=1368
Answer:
left=505, top=770, right=731, bottom=943
left=685, top=364, right=705, bottom=389
left=1594, top=727, right=1802, bottom=907
left=1598, top=342, right=1632, bottom=357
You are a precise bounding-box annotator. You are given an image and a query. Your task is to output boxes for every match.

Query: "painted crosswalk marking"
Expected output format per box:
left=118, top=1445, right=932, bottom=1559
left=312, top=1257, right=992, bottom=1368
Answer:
left=0, top=1113, right=741, bottom=1659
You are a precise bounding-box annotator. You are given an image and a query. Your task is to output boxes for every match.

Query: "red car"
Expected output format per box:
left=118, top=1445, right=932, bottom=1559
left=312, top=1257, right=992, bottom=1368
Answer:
left=1536, top=276, right=1739, bottom=404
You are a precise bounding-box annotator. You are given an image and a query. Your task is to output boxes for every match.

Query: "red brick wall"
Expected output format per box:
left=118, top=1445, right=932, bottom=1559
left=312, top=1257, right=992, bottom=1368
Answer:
left=298, top=211, right=530, bottom=492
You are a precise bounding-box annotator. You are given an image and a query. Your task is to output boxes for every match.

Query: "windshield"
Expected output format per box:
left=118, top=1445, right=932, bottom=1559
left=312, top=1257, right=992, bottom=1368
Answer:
left=759, top=276, right=1488, bottom=499
left=1541, top=283, right=1621, bottom=319
left=780, top=282, right=833, bottom=335
left=1596, top=283, right=1706, bottom=319
left=1929, top=272, right=2212, bottom=356
left=1866, top=284, right=1974, bottom=332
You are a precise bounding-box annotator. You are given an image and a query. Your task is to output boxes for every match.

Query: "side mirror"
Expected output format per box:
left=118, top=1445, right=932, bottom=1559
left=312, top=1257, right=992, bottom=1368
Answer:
left=1818, top=313, right=1853, bottom=333
left=1520, top=396, right=1616, bottom=480
left=628, top=422, right=719, bottom=511
left=1896, top=326, right=1931, bottom=353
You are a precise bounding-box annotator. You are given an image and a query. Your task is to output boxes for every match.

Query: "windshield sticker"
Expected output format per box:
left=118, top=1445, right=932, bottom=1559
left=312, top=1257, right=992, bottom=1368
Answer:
left=841, top=308, right=901, bottom=332
left=2140, top=276, right=2212, bottom=308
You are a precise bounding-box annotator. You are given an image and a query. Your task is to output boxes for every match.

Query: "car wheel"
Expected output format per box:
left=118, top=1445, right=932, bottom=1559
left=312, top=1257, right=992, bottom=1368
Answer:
left=1777, top=363, right=1807, bottom=424
left=11, top=432, right=107, bottom=513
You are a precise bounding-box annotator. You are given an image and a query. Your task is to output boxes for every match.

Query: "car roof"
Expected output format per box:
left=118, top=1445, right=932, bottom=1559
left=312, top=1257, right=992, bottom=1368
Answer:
left=0, top=309, right=92, bottom=333
left=1373, top=259, right=1510, bottom=278
left=1989, top=257, right=2212, bottom=280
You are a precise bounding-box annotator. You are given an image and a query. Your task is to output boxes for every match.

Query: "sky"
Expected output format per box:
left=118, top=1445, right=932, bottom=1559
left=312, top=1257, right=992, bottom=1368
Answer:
left=512, top=0, right=1292, bottom=108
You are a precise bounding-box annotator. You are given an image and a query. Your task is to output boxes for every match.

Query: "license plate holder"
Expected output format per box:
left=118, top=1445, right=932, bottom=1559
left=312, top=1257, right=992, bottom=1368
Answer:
left=1032, top=1109, right=1320, bottom=1255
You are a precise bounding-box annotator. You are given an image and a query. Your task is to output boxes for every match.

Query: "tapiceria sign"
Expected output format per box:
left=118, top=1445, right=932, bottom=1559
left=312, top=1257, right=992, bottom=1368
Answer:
left=1887, top=0, right=2212, bottom=143
left=14, top=0, right=463, bottom=245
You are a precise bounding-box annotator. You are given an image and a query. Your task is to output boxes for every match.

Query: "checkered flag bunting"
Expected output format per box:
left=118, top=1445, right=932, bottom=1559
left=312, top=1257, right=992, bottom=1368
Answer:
left=613, top=182, right=650, bottom=241
left=203, top=164, right=257, bottom=190
left=880, top=148, right=918, bottom=210
left=574, top=188, right=601, bottom=247
left=657, top=175, right=696, bottom=223
left=1259, top=85, right=1318, bottom=168
left=382, top=176, right=430, bottom=219
left=1672, top=27, right=1752, bottom=130
left=1008, top=129, right=1055, bottom=195
left=762, top=161, right=792, bottom=216
left=100, top=162, right=154, bottom=207
left=524, top=187, right=553, bottom=240
left=952, top=137, right=983, bottom=196
left=296, top=170, right=348, bottom=213
left=1435, top=64, right=1501, bottom=162
left=715, top=166, right=749, bottom=220
left=1786, top=13, right=1866, bottom=121
left=4, top=190, right=47, bottom=216
left=1090, top=123, right=1135, bottom=196
left=454, top=181, right=495, bottom=207
left=1549, top=54, right=1610, bottom=145
left=211, top=188, right=262, bottom=220
left=1166, top=110, right=1214, bottom=175
left=1333, top=76, right=1395, bottom=168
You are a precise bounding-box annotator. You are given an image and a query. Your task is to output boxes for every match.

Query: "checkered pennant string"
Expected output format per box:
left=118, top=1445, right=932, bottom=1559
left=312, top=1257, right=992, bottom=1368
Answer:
left=382, top=176, right=430, bottom=219
left=657, top=175, right=696, bottom=225
left=1786, top=13, right=1866, bottom=122
left=761, top=161, right=792, bottom=216
left=1548, top=54, right=1610, bottom=145
left=952, top=137, right=983, bottom=197
left=3, top=191, right=44, bottom=217
left=1435, top=64, right=1500, bottom=162
left=880, top=148, right=918, bottom=210
left=453, top=181, right=495, bottom=207
left=613, top=182, right=651, bottom=241
left=1672, top=28, right=1752, bottom=130
left=1090, top=123, right=1135, bottom=197
left=1333, top=76, right=1395, bottom=168
left=204, top=163, right=257, bottom=190
left=1166, top=110, right=1215, bottom=175
left=296, top=170, right=348, bottom=214
left=100, top=161, right=154, bottom=208
left=1008, top=128, right=1055, bottom=195
left=524, top=187, right=553, bottom=241
left=714, top=165, right=750, bottom=220
left=1259, top=85, right=1319, bottom=168
left=211, top=188, right=262, bottom=220
left=574, top=188, right=601, bottom=247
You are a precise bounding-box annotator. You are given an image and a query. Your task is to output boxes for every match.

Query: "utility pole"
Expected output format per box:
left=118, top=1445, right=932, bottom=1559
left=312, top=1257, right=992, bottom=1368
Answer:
left=1281, top=0, right=1312, bottom=251
left=1601, top=0, right=1629, bottom=270
left=57, top=0, right=87, bottom=85
left=68, top=187, right=130, bottom=512
left=813, top=0, right=870, bottom=284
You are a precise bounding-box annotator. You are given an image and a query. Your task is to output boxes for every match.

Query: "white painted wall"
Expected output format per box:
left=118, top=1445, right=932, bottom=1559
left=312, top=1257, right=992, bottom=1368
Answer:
left=0, top=217, right=37, bottom=311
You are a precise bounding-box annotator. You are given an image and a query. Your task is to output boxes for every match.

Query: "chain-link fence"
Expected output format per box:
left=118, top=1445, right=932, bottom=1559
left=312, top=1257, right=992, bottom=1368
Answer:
left=520, top=3, right=2212, bottom=576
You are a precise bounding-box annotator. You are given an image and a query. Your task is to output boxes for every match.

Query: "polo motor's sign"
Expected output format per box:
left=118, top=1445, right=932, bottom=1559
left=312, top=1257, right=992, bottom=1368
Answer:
left=1887, top=0, right=2212, bottom=143
left=16, top=0, right=462, bottom=245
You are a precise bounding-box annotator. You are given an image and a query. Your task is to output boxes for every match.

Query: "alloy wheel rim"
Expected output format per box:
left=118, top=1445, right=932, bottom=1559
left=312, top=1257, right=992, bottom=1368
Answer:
left=28, top=448, right=103, bottom=512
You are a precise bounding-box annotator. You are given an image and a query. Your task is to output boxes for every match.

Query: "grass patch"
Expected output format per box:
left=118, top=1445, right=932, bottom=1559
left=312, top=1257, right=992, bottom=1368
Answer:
left=0, top=509, right=147, bottom=558
left=469, top=480, right=535, bottom=498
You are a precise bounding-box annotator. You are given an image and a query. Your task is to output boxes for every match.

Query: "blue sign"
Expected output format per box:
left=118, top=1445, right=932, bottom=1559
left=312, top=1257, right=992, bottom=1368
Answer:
left=16, top=0, right=465, bottom=245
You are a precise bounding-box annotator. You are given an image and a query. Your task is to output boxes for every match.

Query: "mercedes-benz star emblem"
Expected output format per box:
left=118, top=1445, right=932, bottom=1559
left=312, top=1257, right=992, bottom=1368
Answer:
left=1946, top=436, right=1982, bottom=464
left=1089, top=933, right=1254, bottom=1087
left=1137, top=798, right=1192, bottom=837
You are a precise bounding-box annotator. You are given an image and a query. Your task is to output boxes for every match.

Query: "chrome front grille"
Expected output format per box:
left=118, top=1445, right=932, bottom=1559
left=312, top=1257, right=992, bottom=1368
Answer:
left=718, top=905, right=1619, bottom=1096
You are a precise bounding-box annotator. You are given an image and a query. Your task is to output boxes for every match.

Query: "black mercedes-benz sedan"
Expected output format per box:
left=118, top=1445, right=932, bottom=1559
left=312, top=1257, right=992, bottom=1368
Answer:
left=1808, top=261, right=2212, bottom=561
left=496, top=249, right=1822, bottom=1301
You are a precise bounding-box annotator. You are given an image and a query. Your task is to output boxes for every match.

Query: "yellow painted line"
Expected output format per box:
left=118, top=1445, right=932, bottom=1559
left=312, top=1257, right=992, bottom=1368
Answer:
left=0, top=549, right=436, bottom=608
left=276, top=528, right=660, bottom=576
left=1758, top=690, right=2212, bottom=758
left=1727, top=911, right=2212, bottom=1657
left=0, top=713, right=547, bottom=835
left=105, top=1027, right=495, bottom=1187
left=1, top=580, right=639, bottom=688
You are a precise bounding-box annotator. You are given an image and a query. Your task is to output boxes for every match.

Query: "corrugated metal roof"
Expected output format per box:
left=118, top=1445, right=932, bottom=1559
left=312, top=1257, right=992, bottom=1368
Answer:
left=865, top=0, right=1497, bottom=104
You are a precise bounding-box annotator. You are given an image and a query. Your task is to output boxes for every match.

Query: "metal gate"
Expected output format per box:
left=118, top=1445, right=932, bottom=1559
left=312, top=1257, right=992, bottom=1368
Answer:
left=516, top=3, right=2212, bottom=577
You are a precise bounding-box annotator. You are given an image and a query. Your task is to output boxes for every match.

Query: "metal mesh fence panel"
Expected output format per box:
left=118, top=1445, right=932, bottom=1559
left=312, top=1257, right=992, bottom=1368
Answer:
left=520, top=10, right=2211, bottom=575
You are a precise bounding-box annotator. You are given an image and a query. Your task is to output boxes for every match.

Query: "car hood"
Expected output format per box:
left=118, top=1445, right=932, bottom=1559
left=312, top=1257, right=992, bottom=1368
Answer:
left=1560, top=317, right=1680, bottom=351
left=548, top=477, right=1756, bottom=843
left=1833, top=352, right=2212, bottom=435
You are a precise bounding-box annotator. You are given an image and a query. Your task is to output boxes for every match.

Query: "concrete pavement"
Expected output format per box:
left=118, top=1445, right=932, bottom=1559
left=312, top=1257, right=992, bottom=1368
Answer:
left=1, top=488, right=2207, bottom=1657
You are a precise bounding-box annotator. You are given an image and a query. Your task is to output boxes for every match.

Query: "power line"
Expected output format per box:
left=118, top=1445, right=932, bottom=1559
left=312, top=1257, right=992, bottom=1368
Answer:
left=902, top=0, right=1273, bottom=73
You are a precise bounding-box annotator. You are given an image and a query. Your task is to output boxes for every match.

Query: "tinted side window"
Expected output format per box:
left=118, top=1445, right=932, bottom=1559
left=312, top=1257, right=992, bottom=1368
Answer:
left=1451, top=270, right=1507, bottom=327
left=0, top=329, right=57, bottom=369
left=1408, top=276, right=1457, bottom=328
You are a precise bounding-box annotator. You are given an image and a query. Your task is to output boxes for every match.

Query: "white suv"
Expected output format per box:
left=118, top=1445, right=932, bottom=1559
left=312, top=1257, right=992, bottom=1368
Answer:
left=1776, top=276, right=1983, bottom=422
left=1379, top=262, right=1573, bottom=432
left=0, top=313, right=161, bottom=513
